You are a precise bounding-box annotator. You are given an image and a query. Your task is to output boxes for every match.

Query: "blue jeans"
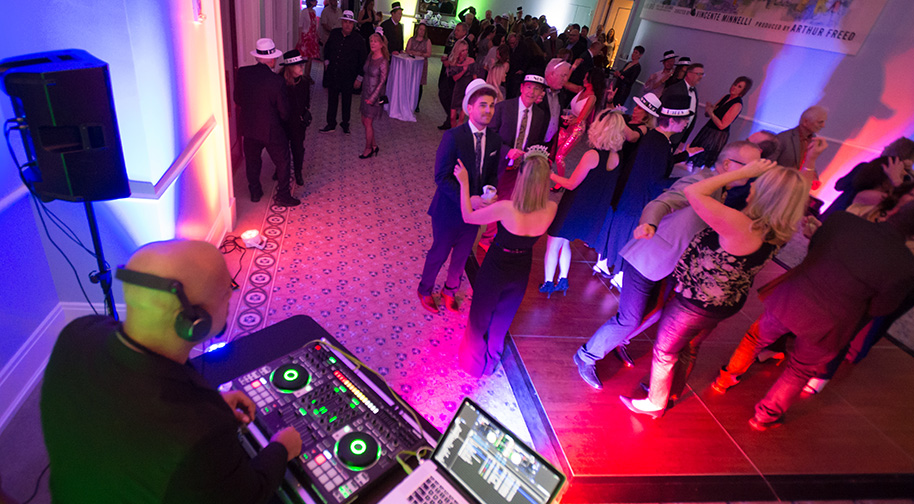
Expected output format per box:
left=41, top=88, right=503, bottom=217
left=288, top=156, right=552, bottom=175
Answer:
left=647, top=296, right=729, bottom=408
left=578, top=262, right=663, bottom=365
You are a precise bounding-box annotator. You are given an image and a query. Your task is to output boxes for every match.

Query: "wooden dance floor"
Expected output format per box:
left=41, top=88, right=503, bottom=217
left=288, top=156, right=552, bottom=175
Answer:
left=482, top=240, right=914, bottom=503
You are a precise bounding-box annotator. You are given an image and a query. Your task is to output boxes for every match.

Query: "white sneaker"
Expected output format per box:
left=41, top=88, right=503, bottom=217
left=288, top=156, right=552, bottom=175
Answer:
left=803, top=377, right=829, bottom=395
left=610, top=271, right=624, bottom=290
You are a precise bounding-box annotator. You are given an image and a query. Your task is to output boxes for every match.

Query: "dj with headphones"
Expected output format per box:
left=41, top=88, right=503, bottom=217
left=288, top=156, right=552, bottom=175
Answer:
left=40, top=240, right=302, bottom=503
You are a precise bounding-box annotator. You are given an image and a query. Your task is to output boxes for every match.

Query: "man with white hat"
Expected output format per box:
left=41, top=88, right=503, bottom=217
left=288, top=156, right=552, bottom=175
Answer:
left=320, top=10, right=367, bottom=134
left=642, top=49, right=678, bottom=95
left=381, top=2, right=404, bottom=55
left=477, top=73, right=548, bottom=251
left=418, top=79, right=504, bottom=313
left=233, top=38, right=300, bottom=206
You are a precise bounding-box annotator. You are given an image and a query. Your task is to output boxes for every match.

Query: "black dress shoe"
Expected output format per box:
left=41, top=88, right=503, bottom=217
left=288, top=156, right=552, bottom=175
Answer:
left=573, top=353, right=602, bottom=390
left=615, top=345, right=635, bottom=368
left=250, top=187, right=264, bottom=203
left=437, top=121, right=451, bottom=130
left=294, top=172, right=305, bottom=185
left=273, top=194, right=301, bottom=207
left=341, top=124, right=351, bottom=134
left=319, top=124, right=335, bottom=133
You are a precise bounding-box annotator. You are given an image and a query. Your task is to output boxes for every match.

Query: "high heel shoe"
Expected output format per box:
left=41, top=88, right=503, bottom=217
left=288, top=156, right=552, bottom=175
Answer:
left=619, top=395, right=664, bottom=419
left=592, top=263, right=612, bottom=279
left=358, top=150, right=374, bottom=159
left=554, top=278, right=569, bottom=296
left=539, top=281, right=555, bottom=299
left=372, top=146, right=379, bottom=155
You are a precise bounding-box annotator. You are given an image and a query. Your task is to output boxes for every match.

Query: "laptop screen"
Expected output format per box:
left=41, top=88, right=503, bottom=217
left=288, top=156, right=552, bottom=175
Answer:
left=433, top=398, right=565, bottom=504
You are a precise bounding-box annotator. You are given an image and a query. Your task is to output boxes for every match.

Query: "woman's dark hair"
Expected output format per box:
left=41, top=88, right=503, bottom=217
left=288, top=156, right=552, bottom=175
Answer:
left=586, top=66, right=606, bottom=104
left=492, top=32, right=505, bottom=47
left=479, top=25, right=495, bottom=41
left=633, top=45, right=645, bottom=55
left=733, top=76, right=753, bottom=97
left=882, top=137, right=914, bottom=161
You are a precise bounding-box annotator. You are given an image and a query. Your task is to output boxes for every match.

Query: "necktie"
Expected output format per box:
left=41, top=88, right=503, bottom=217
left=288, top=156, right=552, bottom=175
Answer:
left=515, top=108, right=529, bottom=150
left=688, top=86, right=696, bottom=93
left=474, top=132, right=484, bottom=176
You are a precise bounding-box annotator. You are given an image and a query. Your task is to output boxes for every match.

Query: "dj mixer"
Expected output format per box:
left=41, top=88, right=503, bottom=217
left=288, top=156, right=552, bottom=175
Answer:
left=228, top=339, right=433, bottom=504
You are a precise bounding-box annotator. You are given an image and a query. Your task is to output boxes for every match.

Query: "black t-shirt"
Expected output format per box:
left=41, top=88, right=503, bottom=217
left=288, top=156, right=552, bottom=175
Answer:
left=41, top=315, right=288, bottom=503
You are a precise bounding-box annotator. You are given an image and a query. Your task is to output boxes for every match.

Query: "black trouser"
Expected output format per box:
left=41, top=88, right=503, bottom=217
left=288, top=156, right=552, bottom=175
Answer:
left=326, top=85, right=353, bottom=128
left=289, top=126, right=306, bottom=177
left=243, top=137, right=291, bottom=197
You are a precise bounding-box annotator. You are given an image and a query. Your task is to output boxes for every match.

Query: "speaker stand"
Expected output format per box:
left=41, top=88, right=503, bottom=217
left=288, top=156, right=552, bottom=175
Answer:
left=85, top=201, right=118, bottom=320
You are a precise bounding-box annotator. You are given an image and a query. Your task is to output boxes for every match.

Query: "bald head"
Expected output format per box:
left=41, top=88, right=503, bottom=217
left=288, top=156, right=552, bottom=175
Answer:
left=799, top=106, right=827, bottom=134
left=122, top=240, right=232, bottom=361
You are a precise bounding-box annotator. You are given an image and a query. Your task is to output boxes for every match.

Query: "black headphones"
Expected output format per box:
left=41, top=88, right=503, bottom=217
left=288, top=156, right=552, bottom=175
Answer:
left=115, top=266, right=213, bottom=342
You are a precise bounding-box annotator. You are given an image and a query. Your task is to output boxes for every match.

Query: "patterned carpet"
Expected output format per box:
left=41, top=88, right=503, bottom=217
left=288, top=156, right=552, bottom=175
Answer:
left=215, top=59, right=579, bottom=442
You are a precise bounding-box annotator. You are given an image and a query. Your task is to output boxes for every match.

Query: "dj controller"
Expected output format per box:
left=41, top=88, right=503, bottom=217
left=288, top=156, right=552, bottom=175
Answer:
left=227, top=339, right=433, bottom=504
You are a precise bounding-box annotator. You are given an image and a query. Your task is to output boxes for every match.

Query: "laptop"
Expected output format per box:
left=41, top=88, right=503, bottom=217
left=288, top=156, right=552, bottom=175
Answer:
left=378, top=398, right=565, bottom=504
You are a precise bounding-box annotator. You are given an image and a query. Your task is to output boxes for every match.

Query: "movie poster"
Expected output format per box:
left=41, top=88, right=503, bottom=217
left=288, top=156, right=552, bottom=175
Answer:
left=640, top=0, right=887, bottom=55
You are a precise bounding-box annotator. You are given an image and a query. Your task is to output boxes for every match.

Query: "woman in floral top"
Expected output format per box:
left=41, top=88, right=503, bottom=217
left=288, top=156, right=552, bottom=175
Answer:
left=620, top=160, right=810, bottom=418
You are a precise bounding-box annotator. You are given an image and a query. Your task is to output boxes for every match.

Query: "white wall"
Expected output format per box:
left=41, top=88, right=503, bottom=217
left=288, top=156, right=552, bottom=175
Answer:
left=620, top=0, right=914, bottom=204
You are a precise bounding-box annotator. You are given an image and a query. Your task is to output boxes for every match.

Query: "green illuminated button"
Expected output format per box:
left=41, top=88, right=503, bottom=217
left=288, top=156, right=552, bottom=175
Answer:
left=283, top=369, right=299, bottom=381
left=329, top=415, right=337, bottom=423
left=329, top=356, right=338, bottom=364
left=350, top=439, right=367, bottom=455
left=339, top=485, right=351, bottom=498
left=298, top=407, right=308, bottom=416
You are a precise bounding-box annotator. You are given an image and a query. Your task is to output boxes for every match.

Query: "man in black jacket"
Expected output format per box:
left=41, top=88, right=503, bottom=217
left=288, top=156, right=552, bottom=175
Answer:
left=320, top=11, right=367, bottom=134
left=233, top=38, right=299, bottom=206
left=41, top=240, right=303, bottom=503
left=381, top=2, right=404, bottom=55
left=714, top=203, right=914, bottom=430
left=661, top=62, right=703, bottom=151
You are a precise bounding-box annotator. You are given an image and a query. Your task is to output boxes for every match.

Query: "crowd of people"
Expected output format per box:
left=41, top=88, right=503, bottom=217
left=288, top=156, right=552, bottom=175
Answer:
left=233, top=4, right=914, bottom=433
left=37, top=3, right=914, bottom=501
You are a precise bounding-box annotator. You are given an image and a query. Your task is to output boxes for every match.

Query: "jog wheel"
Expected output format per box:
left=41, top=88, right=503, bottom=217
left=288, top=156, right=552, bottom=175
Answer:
left=270, top=363, right=310, bottom=393
left=335, top=432, right=381, bottom=471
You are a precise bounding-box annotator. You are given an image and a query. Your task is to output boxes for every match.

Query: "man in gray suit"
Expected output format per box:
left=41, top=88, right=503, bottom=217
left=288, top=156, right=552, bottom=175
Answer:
left=573, top=141, right=761, bottom=389
left=769, top=106, right=829, bottom=182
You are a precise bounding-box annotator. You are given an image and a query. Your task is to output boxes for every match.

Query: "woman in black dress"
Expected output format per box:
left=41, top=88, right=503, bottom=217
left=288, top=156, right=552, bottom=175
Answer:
left=610, top=45, right=643, bottom=106
left=455, top=149, right=558, bottom=377
left=540, top=110, right=628, bottom=296
left=280, top=50, right=312, bottom=186
left=689, top=76, right=752, bottom=168
left=593, top=93, right=660, bottom=276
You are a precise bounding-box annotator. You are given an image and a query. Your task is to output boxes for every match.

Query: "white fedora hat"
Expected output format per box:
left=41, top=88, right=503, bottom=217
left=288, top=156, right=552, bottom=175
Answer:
left=462, top=79, right=498, bottom=115
left=250, top=38, right=282, bottom=59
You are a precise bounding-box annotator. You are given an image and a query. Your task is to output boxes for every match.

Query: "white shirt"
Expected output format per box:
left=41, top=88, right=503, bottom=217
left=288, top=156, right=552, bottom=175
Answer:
left=515, top=99, right=534, bottom=150
left=468, top=120, right=487, bottom=175
left=687, top=84, right=697, bottom=126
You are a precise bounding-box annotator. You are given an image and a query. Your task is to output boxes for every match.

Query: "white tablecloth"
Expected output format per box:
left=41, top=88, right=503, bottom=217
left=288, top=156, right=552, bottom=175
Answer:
left=385, top=54, right=424, bottom=122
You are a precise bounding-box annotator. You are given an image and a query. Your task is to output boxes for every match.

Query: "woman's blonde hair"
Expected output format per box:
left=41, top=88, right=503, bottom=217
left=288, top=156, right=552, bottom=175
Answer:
left=744, top=166, right=810, bottom=245
left=587, top=109, right=627, bottom=152
left=512, top=155, right=551, bottom=213
left=369, top=33, right=390, bottom=60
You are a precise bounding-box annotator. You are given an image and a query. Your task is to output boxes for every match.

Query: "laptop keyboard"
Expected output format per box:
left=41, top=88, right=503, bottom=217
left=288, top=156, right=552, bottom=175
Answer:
left=407, top=476, right=458, bottom=504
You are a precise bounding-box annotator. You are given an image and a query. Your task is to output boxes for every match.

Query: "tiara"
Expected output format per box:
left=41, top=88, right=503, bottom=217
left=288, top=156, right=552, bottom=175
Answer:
left=524, top=145, right=550, bottom=161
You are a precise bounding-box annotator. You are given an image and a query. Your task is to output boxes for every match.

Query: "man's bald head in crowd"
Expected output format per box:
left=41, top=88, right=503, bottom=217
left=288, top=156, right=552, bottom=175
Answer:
left=122, top=240, right=233, bottom=361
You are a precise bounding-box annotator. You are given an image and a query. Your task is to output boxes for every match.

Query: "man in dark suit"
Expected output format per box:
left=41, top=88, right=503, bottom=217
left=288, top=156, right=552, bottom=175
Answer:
left=380, top=2, right=404, bottom=55
left=713, top=203, right=914, bottom=430
left=233, top=38, right=300, bottom=206
left=320, top=11, right=366, bottom=134
left=505, top=33, right=530, bottom=99
left=489, top=74, right=548, bottom=192
left=418, top=80, right=504, bottom=313
left=661, top=62, right=704, bottom=151
left=768, top=105, right=829, bottom=189
left=477, top=74, right=549, bottom=250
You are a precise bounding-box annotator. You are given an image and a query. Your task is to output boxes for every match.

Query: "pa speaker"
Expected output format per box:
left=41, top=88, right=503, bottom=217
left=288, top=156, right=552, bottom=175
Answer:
left=0, top=49, right=130, bottom=202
